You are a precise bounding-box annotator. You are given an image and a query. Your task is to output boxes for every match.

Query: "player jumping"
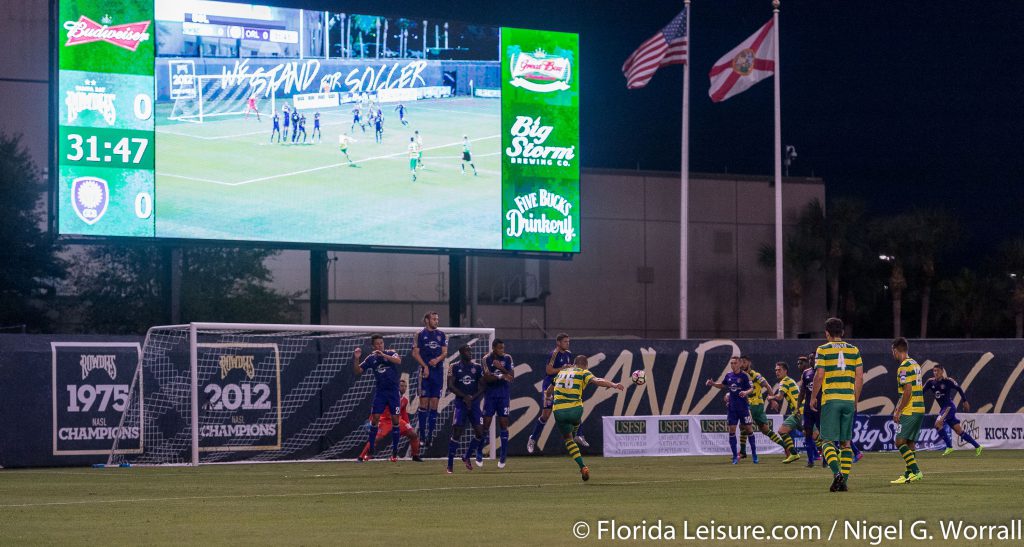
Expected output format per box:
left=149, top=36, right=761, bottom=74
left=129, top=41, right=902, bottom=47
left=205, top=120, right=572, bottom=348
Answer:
left=446, top=346, right=485, bottom=474
left=358, top=378, right=423, bottom=462
left=706, top=356, right=753, bottom=465
left=925, top=364, right=982, bottom=456
left=245, top=94, right=260, bottom=121
left=527, top=333, right=575, bottom=454
left=546, top=355, right=624, bottom=481
left=395, top=103, right=409, bottom=126
left=480, top=339, right=514, bottom=468
left=461, top=136, right=478, bottom=176
left=352, top=335, right=403, bottom=462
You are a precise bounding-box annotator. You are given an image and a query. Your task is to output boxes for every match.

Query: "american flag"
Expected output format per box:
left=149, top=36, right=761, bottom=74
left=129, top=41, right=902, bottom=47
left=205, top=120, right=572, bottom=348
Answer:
left=622, top=7, right=689, bottom=90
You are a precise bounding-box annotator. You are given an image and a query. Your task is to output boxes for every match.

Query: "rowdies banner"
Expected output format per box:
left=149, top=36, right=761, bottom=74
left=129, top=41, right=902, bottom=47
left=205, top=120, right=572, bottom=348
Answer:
left=499, top=27, right=580, bottom=252
left=50, top=342, right=143, bottom=455
left=195, top=344, right=282, bottom=451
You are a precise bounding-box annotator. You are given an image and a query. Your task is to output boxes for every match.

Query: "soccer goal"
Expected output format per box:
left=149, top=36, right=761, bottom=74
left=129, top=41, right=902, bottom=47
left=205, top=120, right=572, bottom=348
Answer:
left=168, top=74, right=278, bottom=124
left=105, top=322, right=495, bottom=466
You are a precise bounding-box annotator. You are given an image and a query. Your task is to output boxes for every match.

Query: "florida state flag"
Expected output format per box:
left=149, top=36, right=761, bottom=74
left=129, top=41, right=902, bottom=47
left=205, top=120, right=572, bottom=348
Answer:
left=708, top=19, right=776, bottom=102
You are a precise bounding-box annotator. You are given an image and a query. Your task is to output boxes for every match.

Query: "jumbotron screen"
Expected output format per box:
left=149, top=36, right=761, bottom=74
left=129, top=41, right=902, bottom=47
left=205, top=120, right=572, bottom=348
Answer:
left=55, top=0, right=580, bottom=253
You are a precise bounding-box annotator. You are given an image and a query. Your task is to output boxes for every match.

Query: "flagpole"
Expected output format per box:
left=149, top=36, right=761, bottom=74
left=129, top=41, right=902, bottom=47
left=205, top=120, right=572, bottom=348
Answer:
left=680, top=0, right=691, bottom=339
left=772, top=0, right=784, bottom=339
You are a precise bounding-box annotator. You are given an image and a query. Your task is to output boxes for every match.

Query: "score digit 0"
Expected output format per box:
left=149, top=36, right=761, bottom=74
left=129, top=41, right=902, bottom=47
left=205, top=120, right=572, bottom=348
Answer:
left=134, top=93, right=153, bottom=121
left=134, top=191, right=153, bottom=219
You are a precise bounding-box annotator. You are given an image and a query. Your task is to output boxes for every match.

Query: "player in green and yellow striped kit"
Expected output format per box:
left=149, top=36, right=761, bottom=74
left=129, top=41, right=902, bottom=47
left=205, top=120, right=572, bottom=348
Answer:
left=810, top=317, right=863, bottom=492
left=890, top=337, right=925, bottom=484
left=737, top=357, right=790, bottom=463
left=544, top=355, right=625, bottom=481
left=767, top=361, right=803, bottom=464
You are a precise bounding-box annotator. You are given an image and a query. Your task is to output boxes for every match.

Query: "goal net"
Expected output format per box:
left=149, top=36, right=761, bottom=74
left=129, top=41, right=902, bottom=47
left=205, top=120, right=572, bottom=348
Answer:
left=168, top=74, right=278, bottom=124
left=106, top=323, right=495, bottom=466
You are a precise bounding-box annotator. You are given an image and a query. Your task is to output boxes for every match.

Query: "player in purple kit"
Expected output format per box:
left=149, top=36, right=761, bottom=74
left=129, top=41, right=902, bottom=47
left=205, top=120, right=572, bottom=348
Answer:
left=446, top=345, right=485, bottom=474
left=796, top=354, right=821, bottom=467
left=270, top=110, right=281, bottom=143
left=527, top=333, right=577, bottom=454
left=412, top=311, right=447, bottom=447
left=480, top=339, right=514, bottom=468
left=706, top=356, right=754, bottom=464
left=924, top=364, right=982, bottom=456
left=352, top=334, right=403, bottom=462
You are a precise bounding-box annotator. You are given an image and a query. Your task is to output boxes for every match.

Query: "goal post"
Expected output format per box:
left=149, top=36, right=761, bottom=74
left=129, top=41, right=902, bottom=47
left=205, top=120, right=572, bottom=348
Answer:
left=107, top=322, right=496, bottom=467
left=167, top=74, right=278, bottom=124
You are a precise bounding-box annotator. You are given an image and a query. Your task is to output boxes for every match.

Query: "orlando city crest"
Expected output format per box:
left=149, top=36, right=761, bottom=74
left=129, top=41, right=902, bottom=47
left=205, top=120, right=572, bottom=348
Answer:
left=71, top=176, right=109, bottom=225
left=509, top=46, right=572, bottom=93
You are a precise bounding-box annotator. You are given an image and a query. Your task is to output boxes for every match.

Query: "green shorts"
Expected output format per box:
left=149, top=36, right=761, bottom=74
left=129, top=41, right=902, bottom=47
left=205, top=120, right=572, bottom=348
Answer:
left=819, top=401, right=855, bottom=442
left=553, top=406, right=583, bottom=435
left=409, top=158, right=418, bottom=170
left=897, top=413, right=923, bottom=441
left=782, top=413, right=802, bottom=430
left=749, top=404, right=770, bottom=426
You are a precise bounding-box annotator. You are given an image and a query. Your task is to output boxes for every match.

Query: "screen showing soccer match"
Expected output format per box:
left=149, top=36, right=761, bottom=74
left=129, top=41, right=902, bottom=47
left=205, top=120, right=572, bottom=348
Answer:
left=55, top=0, right=580, bottom=253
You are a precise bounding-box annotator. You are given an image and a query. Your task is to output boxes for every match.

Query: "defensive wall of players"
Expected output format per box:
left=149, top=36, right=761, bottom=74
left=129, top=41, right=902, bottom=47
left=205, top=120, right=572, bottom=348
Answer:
left=2, top=334, right=1022, bottom=467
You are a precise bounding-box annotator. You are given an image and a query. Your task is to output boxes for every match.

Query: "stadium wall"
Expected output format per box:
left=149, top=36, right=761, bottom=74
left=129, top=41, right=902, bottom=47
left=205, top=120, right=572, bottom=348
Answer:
left=154, top=57, right=501, bottom=101
left=3, top=334, right=1022, bottom=467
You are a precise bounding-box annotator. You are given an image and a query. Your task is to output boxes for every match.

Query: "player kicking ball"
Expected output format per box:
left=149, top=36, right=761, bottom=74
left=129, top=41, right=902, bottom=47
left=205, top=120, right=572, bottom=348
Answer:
left=546, top=355, right=624, bottom=481
left=339, top=134, right=356, bottom=164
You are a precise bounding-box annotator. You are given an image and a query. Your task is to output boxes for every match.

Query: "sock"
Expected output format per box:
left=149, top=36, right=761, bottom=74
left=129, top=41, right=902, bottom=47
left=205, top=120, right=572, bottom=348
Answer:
left=427, top=410, right=438, bottom=439
left=530, top=416, right=547, bottom=441
left=499, top=429, right=509, bottom=462
left=467, top=436, right=480, bottom=461
left=940, top=426, right=953, bottom=448
left=768, top=430, right=786, bottom=451
left=447, top=438, right=457, bottom=469
left=728, top=435, right=738, bottom=459
left=899, top=445, right=920, bottom=474
left=411, top=436, right=420, bottom=457
left=781, top=433, right=795, bottom=455
left=359, top=442, right=370, bottom=460
left=367, top=425, right=378, bottom=454
left=851, top=443, right=862, bottom=457
left=805, top=434, right=818, bottom=463
left=960, top=431, right=980, bottom=448
left=564, top=438, right=585, bottom=469
left=749, top=433, right=758, bottom=457
left=821, top=443, right=840, bottom=475
left=476, top=441, right=484, bottom=461
left=739, top=431, right=748, bottom=455
left=391, top=428, right=400, bottom=455
left=417, top=409, right=428, bottom=438
left=840, top=447, right=853, bottom=479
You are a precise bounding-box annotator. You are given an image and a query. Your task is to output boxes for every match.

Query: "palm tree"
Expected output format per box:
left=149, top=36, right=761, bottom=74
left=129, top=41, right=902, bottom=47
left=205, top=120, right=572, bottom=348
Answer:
left=758, top=202, right=825, bottom=338
left=902, top=209, right=960, bottom=338
left=870, top=215, right=911, bottom=338
left=937, top=268, right=990, bottom=338
left=996, top=238, right=1024, bottom=337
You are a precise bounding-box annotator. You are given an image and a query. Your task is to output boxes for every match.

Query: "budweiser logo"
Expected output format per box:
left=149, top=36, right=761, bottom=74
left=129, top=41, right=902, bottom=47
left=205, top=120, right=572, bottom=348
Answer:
left=64, top=16, right=151, bottom=52
left=509, top=48, right=571, bottom=93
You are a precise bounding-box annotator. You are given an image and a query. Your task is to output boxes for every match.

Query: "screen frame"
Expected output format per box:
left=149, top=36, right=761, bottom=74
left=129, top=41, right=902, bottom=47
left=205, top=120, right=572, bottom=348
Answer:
left=48, top=0, right=581, bottom=259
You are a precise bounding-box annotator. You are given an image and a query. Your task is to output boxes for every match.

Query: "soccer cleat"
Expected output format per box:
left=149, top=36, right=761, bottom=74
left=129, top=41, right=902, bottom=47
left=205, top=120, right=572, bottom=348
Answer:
left=806, top=461, right=815, bottom=468
left=853, top=452, right=863, bottom=463
left=475, top=456, right=484, bottom=468
left=782, top=454, right=801, bottom=464
left=975, top=446, right=984, bottom=457
left=527, top=437, right=536, bottom=454
left=389, top=455, right=398, bottom=463
left=829, top=473, right=844, bottom=492
left=574, top=435, right=590, bottom=448
left=838, top=476, right=849, bottom=492
left=445, top=465, right=453, bottom=475
left=463, top=456, right=473, bottom=471
left=731, top=457, right=739, bottom=465
left=411, top=456, right=423, bottom=462
left=890, top=472, right=911, bottom=485
left=942, top=447, right=955, bottom=456
left=360, top=454, right=372, bottom=462
left=752, top=455, right=759, bottom=464
left=581, top=466, right=590, bottom=481
left=908, top=472, right=924, bottom=483
left=497, top=460, right=506, bottom=469
left=739, top=452, right=747, bottom=459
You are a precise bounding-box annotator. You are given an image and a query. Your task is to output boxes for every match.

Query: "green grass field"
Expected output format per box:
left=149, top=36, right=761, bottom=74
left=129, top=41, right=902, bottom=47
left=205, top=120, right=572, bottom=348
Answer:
left=154, top=97, right=502, bottom=248
left=2, top=451, right=1021, bottom=545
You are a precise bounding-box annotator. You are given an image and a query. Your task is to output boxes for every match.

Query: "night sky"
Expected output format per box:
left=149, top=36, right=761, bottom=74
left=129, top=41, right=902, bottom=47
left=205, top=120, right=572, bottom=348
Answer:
left=266, top=1, right=1024, bottom=255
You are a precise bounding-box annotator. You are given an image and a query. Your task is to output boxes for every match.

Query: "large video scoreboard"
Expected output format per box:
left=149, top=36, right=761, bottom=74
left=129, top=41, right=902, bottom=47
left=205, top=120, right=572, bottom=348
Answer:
left=55, top=0, right=580, bottom=253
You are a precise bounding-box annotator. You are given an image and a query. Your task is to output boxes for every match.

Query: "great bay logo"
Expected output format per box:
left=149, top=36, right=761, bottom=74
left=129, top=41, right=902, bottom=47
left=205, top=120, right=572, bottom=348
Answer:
left=506, top=116, right=575, bottom=168
left=219, top=355, right=256, bottom=380
left=66, top=79, right=116, bottom=125
left=71, top=176, right=108, bottom=225
left=615, top=419, right=647, bottom=434
left=64, top=15, right=151, bottom=52
left=506, top=189, right=576, bottom=243
left=509, top=47, right=572, bottom=93
left=80, top=354, right=116, bottom=380
left=659, top=419, right=689, bottom=434
left=700, top=419, right=729, bottom=433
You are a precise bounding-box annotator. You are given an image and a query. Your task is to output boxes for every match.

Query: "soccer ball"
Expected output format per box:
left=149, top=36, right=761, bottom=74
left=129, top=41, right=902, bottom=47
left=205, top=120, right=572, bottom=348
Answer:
left=630, top=369, right=646, bottom=386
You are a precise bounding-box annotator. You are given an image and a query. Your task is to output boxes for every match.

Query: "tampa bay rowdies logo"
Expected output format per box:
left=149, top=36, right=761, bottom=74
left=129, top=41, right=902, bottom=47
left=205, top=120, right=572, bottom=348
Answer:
left=71, top=176, right=108, bottom=225
left=64, top=14, right=151, bottom=52
left=66, top=79, right=116, bottom=125
left=508, top=46, right=572, bottom=93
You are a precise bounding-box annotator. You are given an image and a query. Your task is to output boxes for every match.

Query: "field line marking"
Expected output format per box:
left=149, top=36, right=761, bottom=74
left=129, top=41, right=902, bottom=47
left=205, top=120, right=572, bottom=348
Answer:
left=0, top=478, right=680, bottom=509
